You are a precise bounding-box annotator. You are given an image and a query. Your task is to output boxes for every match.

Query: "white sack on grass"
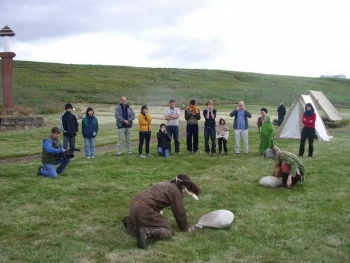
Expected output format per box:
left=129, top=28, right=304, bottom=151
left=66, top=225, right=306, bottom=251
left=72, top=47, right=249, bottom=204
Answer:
left=195, top=210, right=234, bottom=229
left=259, top=176, right=282, bottom=187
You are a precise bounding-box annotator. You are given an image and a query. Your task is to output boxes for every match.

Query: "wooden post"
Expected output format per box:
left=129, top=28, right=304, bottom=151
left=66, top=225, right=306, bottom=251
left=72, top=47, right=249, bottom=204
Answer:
left=0, top=52, right=16, bottom=108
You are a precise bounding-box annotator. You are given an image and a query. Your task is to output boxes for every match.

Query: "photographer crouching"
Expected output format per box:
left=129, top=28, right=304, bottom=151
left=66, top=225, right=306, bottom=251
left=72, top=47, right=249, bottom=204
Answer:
left=37, top=127, right=72, bottom=178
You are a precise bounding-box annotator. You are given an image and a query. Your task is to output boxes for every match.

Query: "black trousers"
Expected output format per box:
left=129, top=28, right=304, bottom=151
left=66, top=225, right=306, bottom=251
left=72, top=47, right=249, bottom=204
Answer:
left=139, top=132, right=151, bottom=155
left=217, top=138, right=228, bottom=153
left=63, top=136, right=76, bottom=150
left=299, top=127, right=315, bottom=157
left=186, top=124, right=199, bottom=152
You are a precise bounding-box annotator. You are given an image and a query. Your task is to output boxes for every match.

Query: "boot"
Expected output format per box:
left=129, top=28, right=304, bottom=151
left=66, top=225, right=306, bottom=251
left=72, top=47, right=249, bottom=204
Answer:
left=280, top=173, right=290, bottom=189
left=136, top=227, right=161, bottom=249
left=121, top=217, right=127, bottom=229
left=122, top=216, right=136, bottom=237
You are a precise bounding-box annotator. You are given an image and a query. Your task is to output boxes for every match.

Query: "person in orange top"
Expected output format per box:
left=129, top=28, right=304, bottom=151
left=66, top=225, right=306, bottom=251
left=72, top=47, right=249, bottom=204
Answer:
left=298, top=103, right=316, bottom=158
left=184, top=100, right=201, bottom=154
left=138, top=105, right=152, bottom=158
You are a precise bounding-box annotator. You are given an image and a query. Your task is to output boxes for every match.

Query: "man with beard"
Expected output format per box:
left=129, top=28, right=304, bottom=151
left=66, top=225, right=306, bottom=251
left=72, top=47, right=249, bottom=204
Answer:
left=164, top=99, right=181, bottom=154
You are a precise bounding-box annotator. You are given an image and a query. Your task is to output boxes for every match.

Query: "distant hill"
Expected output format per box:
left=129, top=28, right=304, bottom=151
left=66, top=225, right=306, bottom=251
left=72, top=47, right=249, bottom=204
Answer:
left=1, top=60, right=350, bottom=113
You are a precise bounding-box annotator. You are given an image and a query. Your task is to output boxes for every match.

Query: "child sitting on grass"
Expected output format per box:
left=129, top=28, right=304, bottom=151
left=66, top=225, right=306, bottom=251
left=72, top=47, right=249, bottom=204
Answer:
left=156, top=123, right=172, bottom=157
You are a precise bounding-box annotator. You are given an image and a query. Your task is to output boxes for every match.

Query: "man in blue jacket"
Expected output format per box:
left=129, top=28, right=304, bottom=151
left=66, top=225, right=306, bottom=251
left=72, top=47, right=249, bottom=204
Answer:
left=229, top=101, right=252, bottom=154
left=37, top=127, right=70, bottom=178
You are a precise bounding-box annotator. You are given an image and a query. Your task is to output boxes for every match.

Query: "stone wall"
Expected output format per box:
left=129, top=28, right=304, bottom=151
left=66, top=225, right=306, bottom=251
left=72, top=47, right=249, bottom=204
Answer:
left=0, top=116, right=44, bottom=131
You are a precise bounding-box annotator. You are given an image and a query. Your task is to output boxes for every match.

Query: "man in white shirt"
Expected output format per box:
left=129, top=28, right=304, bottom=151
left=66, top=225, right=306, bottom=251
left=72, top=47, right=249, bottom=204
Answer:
left=164, top=100, right=181, bottom=154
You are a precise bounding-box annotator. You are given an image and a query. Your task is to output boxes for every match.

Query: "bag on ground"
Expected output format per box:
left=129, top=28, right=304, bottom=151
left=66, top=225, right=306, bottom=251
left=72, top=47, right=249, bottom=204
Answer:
left=196, top=209, right=234, bottom=229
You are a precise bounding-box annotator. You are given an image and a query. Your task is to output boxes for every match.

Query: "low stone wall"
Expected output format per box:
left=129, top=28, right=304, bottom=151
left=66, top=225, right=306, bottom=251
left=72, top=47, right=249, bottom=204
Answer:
left=325, top=119, right=349, bottom=129
left=0, top=116, right=45, bottom=131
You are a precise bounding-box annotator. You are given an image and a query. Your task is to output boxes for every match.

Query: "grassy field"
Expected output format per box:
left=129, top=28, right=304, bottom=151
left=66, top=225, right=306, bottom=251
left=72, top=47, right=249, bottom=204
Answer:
left=1, top=102, right=350, bottom=262
left=0, top=60, right=350, bottom=114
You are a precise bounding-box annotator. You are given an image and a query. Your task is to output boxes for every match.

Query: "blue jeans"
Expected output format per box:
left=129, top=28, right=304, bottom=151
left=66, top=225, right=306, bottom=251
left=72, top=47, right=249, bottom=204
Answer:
left=278, top=115, right=284, bottom=126
left=41, top=159, right=71, bottom=178
left=204, top=127, right=216, bottom=153
left=166, top=125, right=180, bottom=153
left=84, top=137, right=95, bottom=157
left=158, top=147, right=170, bottom=157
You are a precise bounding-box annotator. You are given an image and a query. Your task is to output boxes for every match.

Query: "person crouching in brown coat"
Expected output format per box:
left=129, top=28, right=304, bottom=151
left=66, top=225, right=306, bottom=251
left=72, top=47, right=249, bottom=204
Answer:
left=122, top=174, right=202, bottom=249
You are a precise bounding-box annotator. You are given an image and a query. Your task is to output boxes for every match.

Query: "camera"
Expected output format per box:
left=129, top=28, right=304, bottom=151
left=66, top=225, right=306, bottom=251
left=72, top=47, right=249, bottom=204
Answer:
left=58, top=148, right=80, bottom=160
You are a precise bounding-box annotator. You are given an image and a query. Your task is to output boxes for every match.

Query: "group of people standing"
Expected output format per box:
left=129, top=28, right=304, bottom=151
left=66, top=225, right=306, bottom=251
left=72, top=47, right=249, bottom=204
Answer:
left=37, top=97, right=316, bottom=178
left=37, top=103, right=99, bottom=178
left=258, top=101, right=316, bottom=158
left=114, top=96, right=261, bottom=157
left=114, top=96, right=316, bottom=158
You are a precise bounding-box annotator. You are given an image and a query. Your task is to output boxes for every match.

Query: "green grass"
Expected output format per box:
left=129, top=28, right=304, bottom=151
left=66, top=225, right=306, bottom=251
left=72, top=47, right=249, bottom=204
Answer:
left=1, top=62, right=350, bottom=262
left=1, top=105, right=350, bottom=262
left=1, top=60, right=350, bottom=114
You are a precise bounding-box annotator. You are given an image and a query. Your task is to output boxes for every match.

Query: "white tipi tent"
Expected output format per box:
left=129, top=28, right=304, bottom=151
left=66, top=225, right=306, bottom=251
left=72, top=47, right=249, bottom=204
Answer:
left=305, top=90, right=343, bottom=121
left=275, top=94, right=333, bottom=141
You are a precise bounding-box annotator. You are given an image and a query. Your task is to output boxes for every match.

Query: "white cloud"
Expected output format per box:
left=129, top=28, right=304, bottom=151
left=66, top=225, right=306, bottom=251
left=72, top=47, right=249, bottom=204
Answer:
left=1, top=0, right=350, bottom=77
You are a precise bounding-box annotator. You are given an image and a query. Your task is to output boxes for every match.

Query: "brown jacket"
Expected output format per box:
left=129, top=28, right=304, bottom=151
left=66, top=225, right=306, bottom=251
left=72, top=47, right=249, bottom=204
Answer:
left=130, top=182, right=189, bottom=231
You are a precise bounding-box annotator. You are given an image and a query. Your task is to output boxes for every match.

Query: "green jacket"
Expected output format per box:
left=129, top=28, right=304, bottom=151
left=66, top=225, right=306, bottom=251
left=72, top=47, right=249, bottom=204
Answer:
left=259, top=115, right=274, bottom=153
left=279, top=151, right=305, bottom=176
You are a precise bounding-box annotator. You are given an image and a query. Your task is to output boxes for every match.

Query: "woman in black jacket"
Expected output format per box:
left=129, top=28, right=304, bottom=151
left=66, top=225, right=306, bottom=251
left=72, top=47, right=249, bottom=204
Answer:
left=157, top=123, right=172, bottom=157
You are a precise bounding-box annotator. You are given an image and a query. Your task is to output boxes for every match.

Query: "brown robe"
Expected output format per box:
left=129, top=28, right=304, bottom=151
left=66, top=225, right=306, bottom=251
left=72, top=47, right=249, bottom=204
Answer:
left=126, top=182, right=189, bottom=239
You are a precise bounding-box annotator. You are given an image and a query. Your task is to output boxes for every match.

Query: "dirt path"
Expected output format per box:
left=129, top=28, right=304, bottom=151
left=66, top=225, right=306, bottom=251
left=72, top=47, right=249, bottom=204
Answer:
left=1, top=103, right=259, bottom=164
left=0, top=123, right=188, bottom=164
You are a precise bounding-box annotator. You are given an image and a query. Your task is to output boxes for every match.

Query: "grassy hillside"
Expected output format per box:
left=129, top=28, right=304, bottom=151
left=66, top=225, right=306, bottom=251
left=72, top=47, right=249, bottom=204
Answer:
left=1, top=61, right=350, bottom=262
left=1, top=60, right=350, bottom=113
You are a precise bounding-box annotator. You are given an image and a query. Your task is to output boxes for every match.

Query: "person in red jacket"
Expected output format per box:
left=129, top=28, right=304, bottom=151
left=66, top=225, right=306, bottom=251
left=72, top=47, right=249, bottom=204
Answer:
left=298, top=103, right=316, bottom=158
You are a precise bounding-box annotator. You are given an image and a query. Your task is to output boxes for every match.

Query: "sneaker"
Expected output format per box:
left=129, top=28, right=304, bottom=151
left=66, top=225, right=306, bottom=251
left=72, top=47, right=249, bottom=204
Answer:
left=188, top=151, right=192, bottom=154
left=86, top=156, right=90, bottom=158
left=37, top=166, right=43, bottom=175
left=177, top=152, right=182, bottom=155
left=116, top=153, right=121, bottom=156
left=140, top=154, right=146, bottom=158
left=91, top=156, right=95, bottom=158
left=194, top=151, right=198, bottom=155
left=146, top=153, right=152, bottom=157
left=218, top=152, right=222, bottom=155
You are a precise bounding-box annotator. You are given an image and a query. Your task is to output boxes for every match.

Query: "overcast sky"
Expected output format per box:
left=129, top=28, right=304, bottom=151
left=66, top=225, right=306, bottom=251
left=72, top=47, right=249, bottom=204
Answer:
left=1, top=0, right=349, bottom=78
